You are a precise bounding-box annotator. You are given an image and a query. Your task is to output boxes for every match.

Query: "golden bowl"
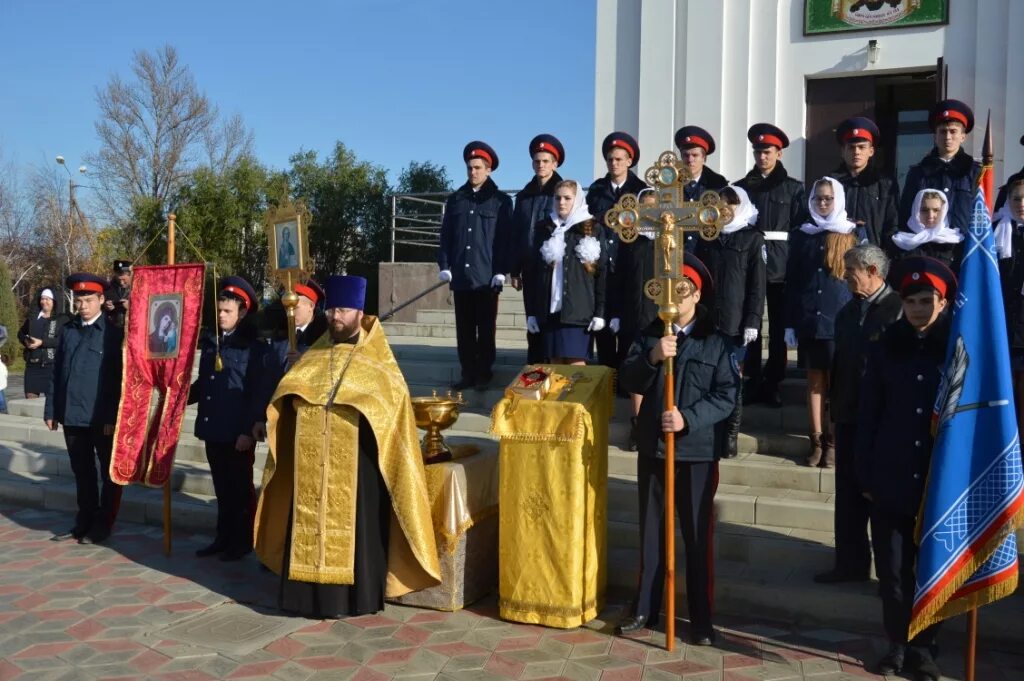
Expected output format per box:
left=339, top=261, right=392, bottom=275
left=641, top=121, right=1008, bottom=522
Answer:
left=411, top=390, right=464, bottom=463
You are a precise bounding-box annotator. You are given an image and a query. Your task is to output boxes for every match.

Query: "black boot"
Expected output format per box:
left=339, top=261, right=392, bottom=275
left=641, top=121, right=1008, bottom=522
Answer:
left=875, top=642, right=905, bottom=675
left=723, top=382, right=742, bottom=459
left=628, top=417, right=638, bottom=452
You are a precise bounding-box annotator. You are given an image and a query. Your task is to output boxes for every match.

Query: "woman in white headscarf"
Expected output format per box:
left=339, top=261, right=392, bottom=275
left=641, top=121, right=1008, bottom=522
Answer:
left=18, top=287, right=69, bottom=398
left=890, top=188, right=963, bottom=272
left=693, top=184, right=766, bottom=458
left=524, top=180, right=608, bottom=364
left=785, top=177, right=865, bottom=468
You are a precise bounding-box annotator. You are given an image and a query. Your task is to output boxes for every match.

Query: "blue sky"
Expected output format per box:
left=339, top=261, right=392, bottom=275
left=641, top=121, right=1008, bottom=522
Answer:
left=0, top=0, right=597, bottom=196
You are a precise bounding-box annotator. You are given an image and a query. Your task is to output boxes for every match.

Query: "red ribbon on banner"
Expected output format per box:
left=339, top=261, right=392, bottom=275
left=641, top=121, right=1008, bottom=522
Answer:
left=111, top=264, right=205, bottom=487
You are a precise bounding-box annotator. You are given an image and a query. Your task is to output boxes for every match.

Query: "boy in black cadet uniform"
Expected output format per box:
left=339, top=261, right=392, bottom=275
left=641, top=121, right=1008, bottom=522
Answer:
left=586, top=132, right=648, bottom=371
left=673, top=126, right=729, bottom=253
left=104, top=259, right=133, bottom=327
left=995, top=134, right=1024, bottom=211
left=438, top=141, right=513, bottom=391
left=616, top=252, right=739, bottom=645
left=900, top=99, right=981, bottom=236
left=45, top=273, right=125, bottom=544
left=512, top=134, right=564, bottom=363
left=814, top=244, right=902, bottom=585
left=189, top=276, right=263, bottom=561
left=856, top=256, right=954, bottom=681
left=252, top=279, right=327, bottom=442
left=831, top=117, right=900, bottom=249
left=734, top=123, right=808, bottom=407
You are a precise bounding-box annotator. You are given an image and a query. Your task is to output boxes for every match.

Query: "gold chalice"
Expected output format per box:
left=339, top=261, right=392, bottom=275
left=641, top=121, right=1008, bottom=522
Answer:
left=411, top=390, right=464, bottom=463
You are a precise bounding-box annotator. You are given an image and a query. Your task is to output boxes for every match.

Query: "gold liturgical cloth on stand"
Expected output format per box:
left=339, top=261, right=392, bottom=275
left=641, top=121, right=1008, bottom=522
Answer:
left=490, top=364, right=613, bottom=628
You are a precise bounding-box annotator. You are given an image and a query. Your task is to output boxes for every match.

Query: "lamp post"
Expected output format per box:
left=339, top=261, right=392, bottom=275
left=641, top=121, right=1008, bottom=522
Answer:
left=55, top=156, right=88, bottom=308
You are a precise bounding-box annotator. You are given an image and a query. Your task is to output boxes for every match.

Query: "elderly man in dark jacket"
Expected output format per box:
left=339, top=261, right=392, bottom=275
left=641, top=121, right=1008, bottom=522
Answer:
left=512, top=134, right=564, bottom=363
left=45, top=273, right=125, bottom=545
left=734, top=124, right=808, bottom=406
left=814, top=244, right=901, bottom=585
left=438, top=141, right=514, bottom=390
left=830, top=117, right=900, bottom=249
left=615, top=253, right=739, bottom=645
left=899, top=99, right=981, bottom=236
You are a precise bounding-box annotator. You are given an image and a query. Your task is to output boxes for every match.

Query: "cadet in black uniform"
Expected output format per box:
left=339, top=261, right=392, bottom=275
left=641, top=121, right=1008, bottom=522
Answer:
left=900, top=99, right=982, bottom=236
left=45, top=273, right=125, bottom=544
left=695, top=185, right=765, bottom=458
left=189, top=276, right=263, bottom=561
left=856, top=257, right=955, bottom=681
left=512, top=134, right=564, bottom=363
left=830, top=117, right=900, bottom=249
left=586, top=132, right=648, bottom=370
left=438, top=141, right=513, bottom=390
left=891, top=188, right=964, bottom=272
left=785, top=178, right=865, bottom=468
left=673, top=126, right=729, bottom=253
left=103, top=260, right=132, bottom=327
left=814, top=244, right=901, bottom=585
left=734, top=124, right=808, bottom=407
left=616, top=253, right=739, bottom=645
left=995, top=135, right=1024, bottom=211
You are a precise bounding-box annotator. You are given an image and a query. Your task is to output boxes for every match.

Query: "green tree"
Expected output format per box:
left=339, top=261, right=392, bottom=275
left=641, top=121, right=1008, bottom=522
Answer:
left=0, top=259, right=20, bottom=363
left=393, top=160, right=453, bottom=263
left=396, top=160, right=452, bottom=194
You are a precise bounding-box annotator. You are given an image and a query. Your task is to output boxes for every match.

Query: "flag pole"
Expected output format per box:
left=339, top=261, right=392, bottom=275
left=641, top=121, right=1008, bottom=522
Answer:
left=163, top=213, right=176, bottom=557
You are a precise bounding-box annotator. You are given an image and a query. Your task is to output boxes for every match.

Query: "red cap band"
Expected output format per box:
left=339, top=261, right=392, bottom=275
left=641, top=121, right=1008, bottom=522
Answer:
left=900, top=271, right=947, bottom=298
left=681, top=265, right=703, bottom=292
left=535, top=142, right=560, bottom=163
left=72, top=281, right=104, bottom=294
left=683, top=135, right=710, bottom=152
left=754, top=133, right=784, bottom=148
left=294, top=283, right=319, bottom=304
left=842, top=127, right=874, bottom=144
left=469, top=149, right=493, bottom=167
left=610, top=139, right=636, bottom=159
left=223, top=285, right=252, bottom=310
left=935, top=109, right=968, bottom=127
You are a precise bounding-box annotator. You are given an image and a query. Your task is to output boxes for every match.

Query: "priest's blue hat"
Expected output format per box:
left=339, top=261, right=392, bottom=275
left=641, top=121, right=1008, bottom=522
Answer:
left=324, top=275, right=367, bottom=311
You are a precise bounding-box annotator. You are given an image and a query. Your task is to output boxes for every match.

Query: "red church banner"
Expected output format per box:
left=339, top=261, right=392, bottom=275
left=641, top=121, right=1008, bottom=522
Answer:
left=111, top=264, right=205, bottom=487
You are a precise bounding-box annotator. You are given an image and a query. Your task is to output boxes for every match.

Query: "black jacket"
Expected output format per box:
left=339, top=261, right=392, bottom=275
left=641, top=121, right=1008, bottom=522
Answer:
left=900, top=148, right=982, bottom=234
left=889, top=238, right=963, bottom=274
left=784, top=228, right=866, bottom=339
left=734, top=162, right=809, bottom=283
left=524, top=218, right=608, bottom=327
left=681, top=167, right=730, bottom=252
left=856, top=315, right=950, bottom=517
left=509, top=171, right=562, bottom=278
left=616, top=238, right=658, bottom=339
left=999, top=219, right=1024, bottom=350
left=254, top=313, right=329, bottom=424
left=995, top=167, right=1024, bottom=211
left=44, top=314, right=124, bottom=427
left=189, top=326, right=263, bottom=443
left=18, top=312, right=68, bottom=366
left=831, top=162, right=900, bottom=248
left=619, top=307, right=739, bottom=462
left=829, top=284, right=902, bottom=424
left=695, top=227, right=766, bottom=337
left=438, top=178, right=514, bottom=291
left=586, top=171, right=649, bottom=279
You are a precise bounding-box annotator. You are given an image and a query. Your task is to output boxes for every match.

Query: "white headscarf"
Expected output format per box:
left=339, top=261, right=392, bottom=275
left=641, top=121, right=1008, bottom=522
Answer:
left=721, top=185, right=759, bottom=234
left=992, top=204, right=1019, bottom=260
left=891, top=188, right=963, bottom=252
left=541, top=181, right=593, bottom=314
left=800, top=177, right=857, bottom=235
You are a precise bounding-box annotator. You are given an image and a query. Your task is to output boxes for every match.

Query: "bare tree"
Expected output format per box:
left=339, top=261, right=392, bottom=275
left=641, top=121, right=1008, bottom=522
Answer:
left=0, top=149, right=31, bottom=267
left=203, top=113, right=255, bottom=174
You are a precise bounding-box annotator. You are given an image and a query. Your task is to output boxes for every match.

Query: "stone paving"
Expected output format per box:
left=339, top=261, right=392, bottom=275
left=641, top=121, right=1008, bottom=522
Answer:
left=0, top=506, right=1020, bottom=681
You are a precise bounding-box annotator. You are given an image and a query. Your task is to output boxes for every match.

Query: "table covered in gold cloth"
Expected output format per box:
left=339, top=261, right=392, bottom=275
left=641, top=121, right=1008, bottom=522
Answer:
left=390, top=440, right=498, bottom=611
left=489, top=365, right=613, bottom=628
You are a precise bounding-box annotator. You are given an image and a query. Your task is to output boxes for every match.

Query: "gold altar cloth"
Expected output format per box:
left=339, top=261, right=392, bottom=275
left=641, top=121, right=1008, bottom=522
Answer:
left=489, top=364, right=612, bottom=628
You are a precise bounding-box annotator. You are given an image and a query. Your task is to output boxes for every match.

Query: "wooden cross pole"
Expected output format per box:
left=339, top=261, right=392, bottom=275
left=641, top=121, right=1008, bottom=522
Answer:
left=164, top=213, right=176, bottom=556
left=604, top=151, right=733, bottom=651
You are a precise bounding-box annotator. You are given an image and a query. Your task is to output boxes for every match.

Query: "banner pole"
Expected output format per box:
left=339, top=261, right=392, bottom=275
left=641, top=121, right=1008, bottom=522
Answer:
left=163, top=213, right=176, bottom=557
left=965, top=608, right=978, bottom=681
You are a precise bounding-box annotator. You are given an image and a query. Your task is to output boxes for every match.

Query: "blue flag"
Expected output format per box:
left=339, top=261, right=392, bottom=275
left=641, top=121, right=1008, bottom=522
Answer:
left=910, top=190, right=1024, bottom=638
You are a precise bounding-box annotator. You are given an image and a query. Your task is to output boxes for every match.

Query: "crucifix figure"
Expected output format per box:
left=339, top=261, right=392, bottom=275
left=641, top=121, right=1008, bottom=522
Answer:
left=604, top=150, right=732, bottom=651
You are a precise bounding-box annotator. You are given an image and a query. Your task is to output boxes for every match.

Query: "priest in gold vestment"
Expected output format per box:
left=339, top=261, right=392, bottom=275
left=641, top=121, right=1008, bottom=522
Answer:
left=254, top=275, right=440, bottom=617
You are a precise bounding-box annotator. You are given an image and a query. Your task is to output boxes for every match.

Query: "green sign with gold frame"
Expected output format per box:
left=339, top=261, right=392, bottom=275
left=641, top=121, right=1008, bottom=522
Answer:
left=804, top=0, right=948, bottom=36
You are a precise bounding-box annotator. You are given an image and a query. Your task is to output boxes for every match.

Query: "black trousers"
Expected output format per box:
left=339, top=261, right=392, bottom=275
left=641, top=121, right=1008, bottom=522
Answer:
left=745, top=282, right=787, bottom=390
left=595, top=328, right=620, bottom=369
left=634, top=456, right=718, bottom=635
left=63, top=425, right=122, bottom=534
left=526, top=331, right=545, bottom=364
left=453, top=289, right=498, bottom=382
left=833, top=423, right=872, bottom=575
left=204, top=441, right=256, bottom=553
left=871, top=509, right=942, bottom=650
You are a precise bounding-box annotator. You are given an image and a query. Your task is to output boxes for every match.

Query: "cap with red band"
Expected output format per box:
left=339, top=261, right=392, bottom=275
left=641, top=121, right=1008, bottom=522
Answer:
left=929, top=99, right=974, bottom=133
left=294, top=280, right=323, bottom=305
left=602, top=132, right=640, bottom=168
left=66, top=273, right=106, bottom=295
left=674, top=125, right=716, bottom=156
left=835, top=116, right=879, bottom=145
left=748, top=123, right=790, bottom=150
left=529, top=134, right=565, bottom=166
left=678, top=252, right=714, bottom=300
left=219, top=275, right=259, bottom=312
left=895, top=256, right=957, bottom=301
left=463, top=141, right=500, bottom=171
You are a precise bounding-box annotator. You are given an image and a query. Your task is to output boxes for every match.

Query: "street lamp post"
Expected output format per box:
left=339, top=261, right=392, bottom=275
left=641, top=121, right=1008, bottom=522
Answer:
left=55, top=156, right=88, bottom=309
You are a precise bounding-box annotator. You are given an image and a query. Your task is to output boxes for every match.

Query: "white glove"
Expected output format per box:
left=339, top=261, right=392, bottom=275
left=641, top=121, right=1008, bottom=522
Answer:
left=609, top=318, right=621, bottom=334
left=742, top=327, right=759, bottom=346
left=526, top=316, right=540, bottom=334
left=587, top=317, right=606, bottom=333
left=784, top=328, right=798, bottom=348
left=490, top=274, right=506, bottom=288
left=438, top=269, right=452, bottom=283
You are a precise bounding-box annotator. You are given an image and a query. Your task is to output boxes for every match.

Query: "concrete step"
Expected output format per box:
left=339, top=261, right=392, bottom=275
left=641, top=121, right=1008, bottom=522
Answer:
left=416, top=309, right=529, bottom=329
left=383, top=322, right=529, bottom=341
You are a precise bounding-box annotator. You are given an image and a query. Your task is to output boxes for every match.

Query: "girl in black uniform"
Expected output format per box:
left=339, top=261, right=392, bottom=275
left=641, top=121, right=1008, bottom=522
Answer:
left=890, top=189, right=964, bottom=272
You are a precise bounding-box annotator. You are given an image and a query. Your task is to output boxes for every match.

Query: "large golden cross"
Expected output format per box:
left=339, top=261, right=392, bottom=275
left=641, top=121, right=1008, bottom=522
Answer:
left=602, top=150, right=732, bottom=653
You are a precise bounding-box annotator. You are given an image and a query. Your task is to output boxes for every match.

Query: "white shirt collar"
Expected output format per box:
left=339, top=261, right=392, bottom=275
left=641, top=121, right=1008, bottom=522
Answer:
left=81, top=313, right=101, bottom=326
left=297, top=323, right=309, bottom=333
left=672, top=319, right=697, bottom=336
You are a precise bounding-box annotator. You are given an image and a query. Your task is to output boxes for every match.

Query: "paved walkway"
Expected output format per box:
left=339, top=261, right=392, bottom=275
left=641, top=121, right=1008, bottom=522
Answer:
left=0, top=506, right=1019, bottom=681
